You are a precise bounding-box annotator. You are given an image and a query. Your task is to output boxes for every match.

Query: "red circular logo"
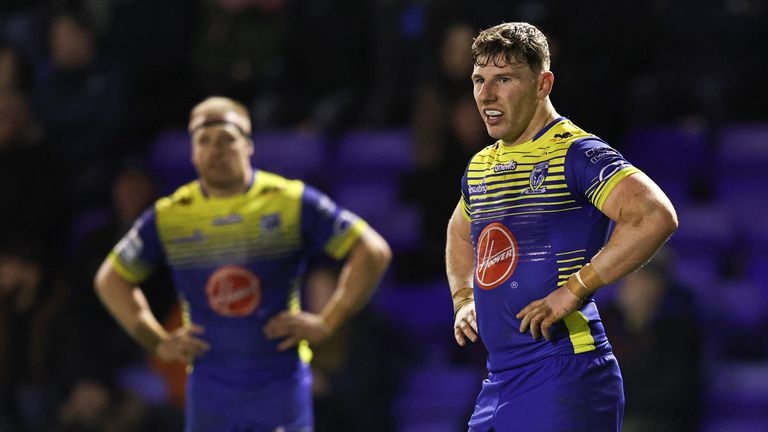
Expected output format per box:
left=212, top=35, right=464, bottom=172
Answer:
left=475, top=222, right=519, bottom=290
left=205, top=266, right=261, bottom=317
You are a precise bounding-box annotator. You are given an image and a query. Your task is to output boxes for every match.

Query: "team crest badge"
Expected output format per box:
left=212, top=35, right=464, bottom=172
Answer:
left=523, top=161, right=549, bottom=195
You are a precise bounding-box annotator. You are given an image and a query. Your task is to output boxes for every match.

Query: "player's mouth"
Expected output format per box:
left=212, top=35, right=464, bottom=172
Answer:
left=484, top=109, right=503, bottom=125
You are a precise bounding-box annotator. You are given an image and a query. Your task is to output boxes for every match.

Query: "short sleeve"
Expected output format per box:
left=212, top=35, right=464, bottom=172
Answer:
left=460, top=162, right=471, bottom=221
left=108, top=206, right=165, bottom=284
left=300, top=185, right=368, bottom=260
left=565, top=138, right=642, bottom=211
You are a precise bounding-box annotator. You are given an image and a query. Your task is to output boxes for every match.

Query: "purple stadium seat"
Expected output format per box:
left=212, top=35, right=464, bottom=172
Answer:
left=669, top=204, right=733, bottom=254
left=251, top=130, right=326, bottom=181
left=621, top=124, right=709, bottom=181
left=333, top=180, right=422, bottom=251
left=334, top=129, right=413, bottom=178
left=716, top=123, right=768, bottom=175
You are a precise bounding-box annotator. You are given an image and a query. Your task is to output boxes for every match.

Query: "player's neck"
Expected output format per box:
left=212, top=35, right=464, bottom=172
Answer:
left=504, top=100, right=559, bottom=147
left=201, top=170, right=253, bottom=198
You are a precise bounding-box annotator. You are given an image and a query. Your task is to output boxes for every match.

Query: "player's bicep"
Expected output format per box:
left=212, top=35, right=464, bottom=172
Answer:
left=448, top=201, right=471, bottom=244
left=600, top=172, right=675, bottom=224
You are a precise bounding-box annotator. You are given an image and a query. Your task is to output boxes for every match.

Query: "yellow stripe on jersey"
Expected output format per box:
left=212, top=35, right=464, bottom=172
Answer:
left=287, top=280, right=314, bottom=364
left=592, top=167, right=641, bottom=210
left=563, top=310, right=596, bottom=354
left=559, top=264, right=583, bottom=272
left=556, top=257, right=585, bottom=264
left=556, top=249, right=586, bottom=256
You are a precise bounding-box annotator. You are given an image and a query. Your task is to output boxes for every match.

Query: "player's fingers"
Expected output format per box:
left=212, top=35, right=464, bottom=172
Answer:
left=454, top=326, right=466, bottom=346
left=529, top=314, right=544, bottom=340
left=515, top=304, right=531, bottom=320
left=186, top=324, right=206, bottom=336
left=262, top=313, right=290, bottom=338
left=541, top=318, right=556, bottom=341
left=188, top=337, right=210, bottom=353
left=277, top=336, right=300, bottom=352
left=519, top=310, right=532, bottom=333
left=462, top=322, right=479, bottom=342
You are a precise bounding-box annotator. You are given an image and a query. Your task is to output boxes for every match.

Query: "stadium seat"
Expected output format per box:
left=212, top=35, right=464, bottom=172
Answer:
left=333, top=180, right=422, bottom=251
left=716, top=123, right=768, bottom=175
left=621, top=124, right=710, bottom=181
left=334, top=129, right=413, bottom=179
left=251, top=130, right=327, bottom=182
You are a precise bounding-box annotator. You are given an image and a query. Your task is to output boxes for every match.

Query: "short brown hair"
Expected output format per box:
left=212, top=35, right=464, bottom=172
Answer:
left=471, top=22, right=551, bottom=73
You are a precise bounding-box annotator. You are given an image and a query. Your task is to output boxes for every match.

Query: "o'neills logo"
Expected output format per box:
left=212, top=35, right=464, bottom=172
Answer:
left=206, top=266, right=262, bottom=317
left=493, top=160, right=517, bottom=172
left=475, top=222, right=519, bottom=290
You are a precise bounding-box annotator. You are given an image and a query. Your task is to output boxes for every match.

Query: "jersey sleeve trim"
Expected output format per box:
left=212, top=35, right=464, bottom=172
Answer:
left=323, top=218, right=369, bottom=260
left=107, top=250, right=151, bottom=284
left=593, top=167, right=641, bottom=210
left=460, top=196, right=471, bottom=221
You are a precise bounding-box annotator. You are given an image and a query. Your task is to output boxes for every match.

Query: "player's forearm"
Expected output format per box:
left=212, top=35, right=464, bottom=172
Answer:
left=590, top=199, right=678, bottom=285
left=319, top=229, right=391, bottom=331
left=446, top=207, right=475, bottom=311
left=94, top=261, right=169, bottom=353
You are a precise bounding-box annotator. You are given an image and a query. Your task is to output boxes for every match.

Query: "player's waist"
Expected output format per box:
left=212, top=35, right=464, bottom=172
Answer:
left=484, top=332, right=611, bottom=374
left=193, top=348, right=302, bottom=377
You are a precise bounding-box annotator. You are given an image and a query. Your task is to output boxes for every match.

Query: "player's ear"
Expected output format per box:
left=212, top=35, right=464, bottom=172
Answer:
left=538, top=70, right=554, bottom=97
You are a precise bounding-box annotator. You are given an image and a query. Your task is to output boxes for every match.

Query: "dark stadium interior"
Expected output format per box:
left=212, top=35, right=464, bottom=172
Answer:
left=1, top=0, right=766, bottom=431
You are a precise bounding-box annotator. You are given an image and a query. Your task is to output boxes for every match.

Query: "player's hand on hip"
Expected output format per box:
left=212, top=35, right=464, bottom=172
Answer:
left=454, top=301, right=479, bottom=346
left=156, top=324, right=210, bottom=362
left=263, top=311, right=332, bottom=352
left=516, top=286, right=581, bottom=341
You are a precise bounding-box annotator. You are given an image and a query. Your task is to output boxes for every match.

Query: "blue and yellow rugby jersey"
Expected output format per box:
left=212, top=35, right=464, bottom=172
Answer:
left=461, top=117, right=640, bottom=373
left=108, top=169, right=367, bottom=376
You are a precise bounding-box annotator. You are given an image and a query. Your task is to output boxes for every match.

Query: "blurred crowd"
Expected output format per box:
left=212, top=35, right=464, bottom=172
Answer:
left=1, top=0, right=766, bottom=431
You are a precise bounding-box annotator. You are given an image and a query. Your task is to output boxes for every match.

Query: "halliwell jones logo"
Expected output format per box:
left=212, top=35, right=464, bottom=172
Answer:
left=206, top=266, right=262, bottom=317
left=475, top=222, right=519, bottom=290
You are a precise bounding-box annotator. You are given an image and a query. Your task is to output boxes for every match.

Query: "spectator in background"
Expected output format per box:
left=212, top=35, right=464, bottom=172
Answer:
left=404, top=23, right=486, bottom=280
left=0, top=91, right=68, bottom=431
left=58, top=165, right=181, bottom=432
left=0, top=42, right=32, bottom=92
left=412, top=22, right=475, bottom=168
left=32, top=8, right=128, bottom=206
left=190, top=0, right=287, bottom=103
left=602, top=251, right=702, bottom=432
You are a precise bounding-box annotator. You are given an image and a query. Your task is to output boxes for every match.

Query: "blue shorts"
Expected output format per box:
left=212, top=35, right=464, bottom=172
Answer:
left=185, top=362, right=313, bottom=432
left=468, top=350, right=624, bottom=432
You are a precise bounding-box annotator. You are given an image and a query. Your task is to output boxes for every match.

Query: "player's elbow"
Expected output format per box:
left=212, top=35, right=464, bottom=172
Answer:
left=656, top=203, right=678, bottom=239
left=368, top=231, right=392, bottom=275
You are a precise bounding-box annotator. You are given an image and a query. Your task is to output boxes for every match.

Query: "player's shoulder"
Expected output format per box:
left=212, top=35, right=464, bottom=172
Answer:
left=542, top=118, right=596, bottom=148
left=155, top=181, right=198, bottom=212
left=251, top=169, right=305, bottom=199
